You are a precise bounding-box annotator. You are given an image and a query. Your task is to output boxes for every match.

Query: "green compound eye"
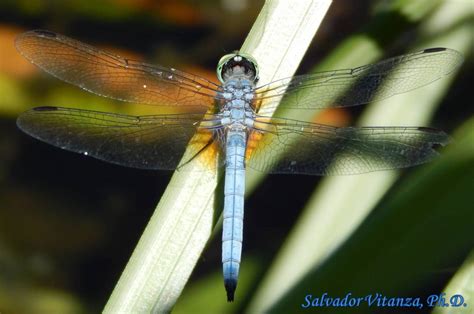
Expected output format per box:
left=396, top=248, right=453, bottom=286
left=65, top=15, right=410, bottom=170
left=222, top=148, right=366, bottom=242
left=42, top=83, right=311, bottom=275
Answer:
left=216, top=52, right=259, bottom=83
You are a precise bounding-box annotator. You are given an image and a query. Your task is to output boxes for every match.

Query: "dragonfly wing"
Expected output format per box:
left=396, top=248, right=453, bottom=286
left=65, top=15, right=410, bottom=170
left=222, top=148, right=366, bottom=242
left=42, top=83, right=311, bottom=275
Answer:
left=15, top=30, right=219, bottom=110
left=255, top=48, right=463, bottom=111
left=17, top=107, right=223, bottom=170
left=246, top=117, right=450, bottom=175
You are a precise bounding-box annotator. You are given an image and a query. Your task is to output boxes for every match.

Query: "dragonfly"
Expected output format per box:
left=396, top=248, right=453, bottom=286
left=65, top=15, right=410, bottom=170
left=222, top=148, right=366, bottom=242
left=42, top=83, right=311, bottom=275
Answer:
left=15, top=30, right=463, bottom=302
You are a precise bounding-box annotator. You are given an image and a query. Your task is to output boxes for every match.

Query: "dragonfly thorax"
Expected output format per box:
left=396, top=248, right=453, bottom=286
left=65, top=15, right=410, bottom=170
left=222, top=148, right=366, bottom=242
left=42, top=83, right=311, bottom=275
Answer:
left=219, top=102, right=255, bottom=130
left=219, top=80, right=255, bottom=130
left=220, top=79, right=254, bottom=100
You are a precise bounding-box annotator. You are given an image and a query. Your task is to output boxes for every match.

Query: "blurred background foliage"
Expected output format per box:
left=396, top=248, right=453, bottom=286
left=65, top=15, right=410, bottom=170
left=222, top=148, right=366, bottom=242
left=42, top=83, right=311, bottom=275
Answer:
left=0, top=0, right=472, bottom=313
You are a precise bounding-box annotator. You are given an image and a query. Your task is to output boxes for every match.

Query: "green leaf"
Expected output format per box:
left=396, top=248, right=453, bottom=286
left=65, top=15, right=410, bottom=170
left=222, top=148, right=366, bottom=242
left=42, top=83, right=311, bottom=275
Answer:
left=247, top=0, right=472, bottom=312
left=268, top=117, right=474, bottom=313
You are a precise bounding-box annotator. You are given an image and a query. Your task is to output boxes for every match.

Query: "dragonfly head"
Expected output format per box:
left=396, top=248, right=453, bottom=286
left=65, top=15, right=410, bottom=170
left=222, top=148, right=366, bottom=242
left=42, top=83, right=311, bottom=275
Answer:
left=217, top=52, right=259, bottom=84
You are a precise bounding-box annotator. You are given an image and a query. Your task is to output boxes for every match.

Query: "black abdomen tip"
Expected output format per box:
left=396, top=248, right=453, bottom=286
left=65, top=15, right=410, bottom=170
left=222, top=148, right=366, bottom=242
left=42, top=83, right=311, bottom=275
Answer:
left=224, top=279, right=237, bottom=302
left=33, top=30, right=57, bottom=38
left=423, top=47, right=446, bottom=53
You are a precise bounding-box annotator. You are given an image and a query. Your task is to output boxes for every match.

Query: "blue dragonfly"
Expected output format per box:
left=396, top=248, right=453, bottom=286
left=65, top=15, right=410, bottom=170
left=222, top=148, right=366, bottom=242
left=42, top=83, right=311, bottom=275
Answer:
left=15, top=30, right=463, bottom=301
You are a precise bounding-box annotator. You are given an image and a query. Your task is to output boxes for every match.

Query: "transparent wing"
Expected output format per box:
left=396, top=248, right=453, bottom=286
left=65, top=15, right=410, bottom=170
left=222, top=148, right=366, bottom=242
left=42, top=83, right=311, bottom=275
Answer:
left=255, top=48, right=463, bottom=111
left=15, top=30, right=220, bottom=110
left=17, top=106, right=224, bottom=170
left=247, top=117, right=450, bottom=175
